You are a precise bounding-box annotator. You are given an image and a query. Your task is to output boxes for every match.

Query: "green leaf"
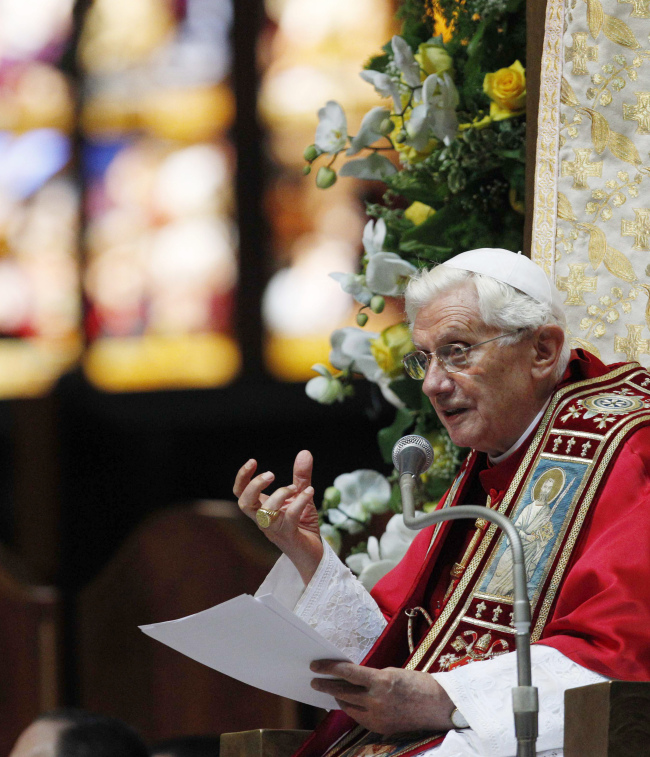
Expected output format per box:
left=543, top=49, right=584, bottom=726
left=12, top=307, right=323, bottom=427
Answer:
left=467, top=20, right=488, bottom=59
left=364, top=53, right=391, bottom=73
left=387, top=377, right=425, bottom=409
left=378, top=407, right=415, bottom=464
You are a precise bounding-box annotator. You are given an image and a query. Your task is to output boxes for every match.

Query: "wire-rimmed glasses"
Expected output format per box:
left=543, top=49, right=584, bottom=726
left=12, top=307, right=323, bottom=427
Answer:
left=402, top=330, right=523, bottom=379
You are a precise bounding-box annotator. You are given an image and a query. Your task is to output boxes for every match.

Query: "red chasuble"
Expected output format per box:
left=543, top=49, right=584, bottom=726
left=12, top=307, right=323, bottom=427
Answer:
left=294, top=352, right=650, bottom=757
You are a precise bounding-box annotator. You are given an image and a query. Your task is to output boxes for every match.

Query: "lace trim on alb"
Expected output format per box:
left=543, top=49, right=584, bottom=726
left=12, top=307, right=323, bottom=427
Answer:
left=293, top=540, right=387, bottom=664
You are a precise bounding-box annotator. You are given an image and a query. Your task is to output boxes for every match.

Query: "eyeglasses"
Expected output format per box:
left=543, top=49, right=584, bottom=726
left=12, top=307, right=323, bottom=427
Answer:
left=402, top=330, right=523, bottom=379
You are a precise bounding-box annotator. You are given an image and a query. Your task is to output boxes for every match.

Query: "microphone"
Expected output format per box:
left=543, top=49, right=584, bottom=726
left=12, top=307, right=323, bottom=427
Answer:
left=392, top=434, right=434, bottom=477
left=392, top=434, right=538, bottom=757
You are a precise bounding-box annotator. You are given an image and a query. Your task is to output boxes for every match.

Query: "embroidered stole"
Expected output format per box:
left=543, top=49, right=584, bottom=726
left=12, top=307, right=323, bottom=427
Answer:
left=297, top=364, right=650, bottom=757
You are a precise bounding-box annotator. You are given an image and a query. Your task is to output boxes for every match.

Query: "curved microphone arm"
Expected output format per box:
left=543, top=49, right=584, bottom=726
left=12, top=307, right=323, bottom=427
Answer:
left=399, top=474, right=539, bottom=757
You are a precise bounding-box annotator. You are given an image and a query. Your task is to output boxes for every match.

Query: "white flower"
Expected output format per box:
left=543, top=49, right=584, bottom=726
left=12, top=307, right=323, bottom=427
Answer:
left=329, top=272, right=372, bottom=305
left=329, top=327, right=381, bottom=381
left=320, top=522, right=342, bottom=554
left=329, top=326, right=405, bottom=409
left=392, top=36, right=421, bottom=89
left=339, top=153, right=397, bottom=181
left=347, top=107, right=392, bottom=155
left=365, top=251, right=417, bottom=296
left=315, top=101, right=348, bottom=154
left=362, top=218, right=387, bottom=258
left=328, top=327, right=406, bottom=409
left=403, top=73, right=459, bottom=150
left=428, top=73, right=459, bottom=144
left=305, top=375, right=345, bottom=404
left=359, top=70, right=402, bottom=112
left=328, top=469, right=391, bottom=535
left=345, top=514, right=418, bottom=590
left=327, top=502, right=368, bottom=534
left=334, top=469, right=391, bottom=515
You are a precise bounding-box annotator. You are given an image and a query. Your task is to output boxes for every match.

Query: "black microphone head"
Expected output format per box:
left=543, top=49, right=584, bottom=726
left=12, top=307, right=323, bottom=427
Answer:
left=392, top=434, right=434, bottom=477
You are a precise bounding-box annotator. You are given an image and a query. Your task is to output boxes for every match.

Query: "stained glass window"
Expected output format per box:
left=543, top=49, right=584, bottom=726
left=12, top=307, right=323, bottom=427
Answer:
left=0, top=0, right=81, bottom=396
left=259, top=0, right=397, bottom=381
left=79, top=0, right=239, bottom=391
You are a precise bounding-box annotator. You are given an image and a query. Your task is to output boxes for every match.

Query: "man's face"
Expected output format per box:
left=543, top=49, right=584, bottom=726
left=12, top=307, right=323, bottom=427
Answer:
left=540, top=479, right=554, bottom=500
left=9, top=720, right=68, bottom=757
left=411, top=282, right=538, bottom=456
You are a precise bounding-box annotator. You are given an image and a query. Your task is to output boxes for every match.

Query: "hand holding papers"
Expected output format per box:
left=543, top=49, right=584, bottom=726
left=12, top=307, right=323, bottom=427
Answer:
left=139, top=593, right=352, bottom=710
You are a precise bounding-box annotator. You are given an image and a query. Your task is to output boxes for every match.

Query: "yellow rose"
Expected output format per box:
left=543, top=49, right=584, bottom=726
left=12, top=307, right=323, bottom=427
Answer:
left=415, top=43, right=453, bottom=78
left=404, top=202, right=436, bottom=226
left=483, top=60, right=526, bottom=121
left=370, top=323, right=415, bottom=379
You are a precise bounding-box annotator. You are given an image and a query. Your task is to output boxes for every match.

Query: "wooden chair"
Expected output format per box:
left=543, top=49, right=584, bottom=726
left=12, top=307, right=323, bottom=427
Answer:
left=0, top=544, right=61, bottom=755
left=219, top=681, right=650, bottom=757
left=77, top=501, right=307, bottom=742
left=564, top=681, right=650, bottom=757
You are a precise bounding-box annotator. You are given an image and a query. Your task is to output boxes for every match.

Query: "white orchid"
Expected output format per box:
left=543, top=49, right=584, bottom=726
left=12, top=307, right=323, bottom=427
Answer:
left=366, top=251, right=417, bottom=296
left=315, top=101, right=348, bottom=154
left=320, top=523, right=342, bottom=555
left=329, top=326, right=405, bottom=409
left=327, top=469, right=391, bottom=534
left=347, top=107, right=392, bottom=155
left=407, top=73, right=459, bottom=149
left=346, top=514, right=419, bottom=590
left=330, top=327, right=381, bottom=380
left=391, top=35, right=422, bottom=89
left=359, top=69, right=402, bottom=112
left=339, top=153, right=397, bottom=181
left=328, top=272, right=372, bottom=305
left=362, top=218, right=387, bottom=258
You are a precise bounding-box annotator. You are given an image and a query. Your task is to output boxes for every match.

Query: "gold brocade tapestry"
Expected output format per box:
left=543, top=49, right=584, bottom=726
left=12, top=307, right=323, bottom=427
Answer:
left=532, top=0, right=650, bottom=365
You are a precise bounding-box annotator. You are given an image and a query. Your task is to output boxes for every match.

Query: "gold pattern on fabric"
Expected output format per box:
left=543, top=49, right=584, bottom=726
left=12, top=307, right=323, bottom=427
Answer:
left=532, top=0, right=650, bottom=366
left=403, top=366, right=650, bottom=669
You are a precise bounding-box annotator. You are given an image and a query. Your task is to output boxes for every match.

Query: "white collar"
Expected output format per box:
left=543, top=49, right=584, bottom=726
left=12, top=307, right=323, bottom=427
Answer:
left=487, top=398, right=551, bottom=465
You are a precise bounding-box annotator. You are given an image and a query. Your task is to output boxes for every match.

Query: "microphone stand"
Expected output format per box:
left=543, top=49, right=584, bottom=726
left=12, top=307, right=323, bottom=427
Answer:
left=399, top=473, right=539, bottom=757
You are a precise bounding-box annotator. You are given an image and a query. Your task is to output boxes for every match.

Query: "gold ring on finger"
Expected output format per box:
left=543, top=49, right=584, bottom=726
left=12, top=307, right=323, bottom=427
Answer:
left=256, top=508, right=281, bottom=529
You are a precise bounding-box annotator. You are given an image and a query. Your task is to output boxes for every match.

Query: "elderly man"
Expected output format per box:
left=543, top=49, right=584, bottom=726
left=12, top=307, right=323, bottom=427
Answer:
left=234, top=249, right=650, bottom=757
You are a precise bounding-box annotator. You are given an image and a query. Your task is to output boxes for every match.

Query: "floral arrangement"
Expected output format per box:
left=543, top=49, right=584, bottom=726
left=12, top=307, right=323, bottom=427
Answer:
left=303, top=0, right=526, bottom=588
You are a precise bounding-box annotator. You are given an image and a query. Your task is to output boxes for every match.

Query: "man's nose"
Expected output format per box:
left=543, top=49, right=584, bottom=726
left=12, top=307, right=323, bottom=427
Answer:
left=422, top=359, right=455, bottom=397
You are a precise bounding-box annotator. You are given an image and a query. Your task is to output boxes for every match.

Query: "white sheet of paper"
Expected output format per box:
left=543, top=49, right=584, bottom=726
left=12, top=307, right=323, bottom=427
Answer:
left=139, top=593, right=351, bottom=710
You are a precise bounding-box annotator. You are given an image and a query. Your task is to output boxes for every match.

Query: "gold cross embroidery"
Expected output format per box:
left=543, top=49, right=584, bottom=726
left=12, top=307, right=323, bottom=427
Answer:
left=622, top=208, right=650, bottom=250
left=623, top=92, right=650, bottom=134
left=564, top=32, right=598, bottom=74
left=614, top=324, right=650, bottom=361
left=561, top=149, right=603, bottom=189
left=557, top=263, right=598, bottom=305
left=619, top=0, right=650, bottom=18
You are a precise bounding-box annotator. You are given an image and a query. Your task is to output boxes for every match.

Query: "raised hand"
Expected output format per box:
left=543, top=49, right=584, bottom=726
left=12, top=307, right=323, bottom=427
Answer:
left=309, top=660, right=455, bottom=736
left=233, top=450, right=323, bottom=584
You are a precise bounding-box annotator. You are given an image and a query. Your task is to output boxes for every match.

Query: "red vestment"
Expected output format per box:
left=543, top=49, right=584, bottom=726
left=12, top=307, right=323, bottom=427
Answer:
left=295, top=351, right=650, bottom=757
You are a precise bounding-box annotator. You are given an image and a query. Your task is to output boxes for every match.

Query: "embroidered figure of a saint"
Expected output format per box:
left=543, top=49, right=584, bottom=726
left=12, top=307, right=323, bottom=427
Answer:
left=485, top=467, right=566, bottom=597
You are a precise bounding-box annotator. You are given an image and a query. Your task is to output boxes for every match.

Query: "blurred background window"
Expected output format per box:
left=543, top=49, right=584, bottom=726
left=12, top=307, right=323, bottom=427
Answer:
left=259, top=0, right=397, bottom=381
left=0, top=0, right=396, bottom=396
left=0, top=0, right=81, bottom=396
left=78, top=0, right=240, bottom=391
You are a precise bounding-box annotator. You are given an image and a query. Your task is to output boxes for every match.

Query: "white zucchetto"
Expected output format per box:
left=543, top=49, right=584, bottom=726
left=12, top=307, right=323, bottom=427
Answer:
left=441, top=248, right=563, bottom=311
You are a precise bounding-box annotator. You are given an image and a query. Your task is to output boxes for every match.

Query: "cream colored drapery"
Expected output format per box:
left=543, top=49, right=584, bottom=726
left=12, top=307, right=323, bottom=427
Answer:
left=532, top=0, right=650, bottom=365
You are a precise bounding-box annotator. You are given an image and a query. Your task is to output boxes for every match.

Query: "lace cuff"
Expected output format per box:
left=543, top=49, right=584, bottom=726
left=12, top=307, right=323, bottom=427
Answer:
left=254, top=541, right=387, bottom=664
left=431, top=645, right=607, bottom=757
left=294, top=541, right=387, bottom=663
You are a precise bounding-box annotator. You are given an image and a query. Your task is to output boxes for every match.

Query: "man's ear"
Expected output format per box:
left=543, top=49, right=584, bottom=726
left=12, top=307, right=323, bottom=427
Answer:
left=530, top=325, right=565, bottom=381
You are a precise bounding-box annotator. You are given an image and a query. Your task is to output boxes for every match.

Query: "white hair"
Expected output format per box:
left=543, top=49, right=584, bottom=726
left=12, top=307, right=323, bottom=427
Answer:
left=404, top=265, right=571, bottom=382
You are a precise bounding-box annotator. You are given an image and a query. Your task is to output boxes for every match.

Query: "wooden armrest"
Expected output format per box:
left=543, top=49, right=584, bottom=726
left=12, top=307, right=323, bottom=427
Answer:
left=221, top=730, right=312, bottom=757
left=564, top=680, right=650, bottom=756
